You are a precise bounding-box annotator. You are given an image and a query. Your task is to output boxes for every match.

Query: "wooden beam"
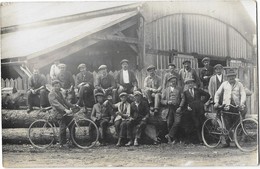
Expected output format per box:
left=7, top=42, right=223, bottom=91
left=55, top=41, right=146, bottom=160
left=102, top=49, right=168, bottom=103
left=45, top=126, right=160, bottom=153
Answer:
left=91, top=35, right=139, bottom=44
left=116, top=32, right=138, bottom=53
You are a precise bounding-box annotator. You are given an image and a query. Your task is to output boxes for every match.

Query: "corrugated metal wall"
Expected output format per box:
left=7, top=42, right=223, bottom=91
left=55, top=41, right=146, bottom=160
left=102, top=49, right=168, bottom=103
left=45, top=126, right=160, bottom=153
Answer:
left=145, top=13, right=253, bottom=68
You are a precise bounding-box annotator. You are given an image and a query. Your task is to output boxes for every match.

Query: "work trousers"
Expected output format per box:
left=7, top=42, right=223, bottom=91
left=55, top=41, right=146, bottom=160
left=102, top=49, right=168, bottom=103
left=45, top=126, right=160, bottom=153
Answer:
left=27, top=89, right=49, bottom=108
left=58, top=115, right=74, bottom=145
left=144, top=89, right=160, bottom=109
left=167, top=105, right=182, bottom=140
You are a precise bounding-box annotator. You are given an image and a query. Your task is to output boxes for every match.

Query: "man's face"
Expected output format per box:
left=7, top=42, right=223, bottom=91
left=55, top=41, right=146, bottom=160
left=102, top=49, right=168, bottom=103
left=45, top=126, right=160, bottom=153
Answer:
left=101, top=69, right=108, bottom=76
left=79, top=67, right=86, bottom=72
left=187, top=81, right=195, bottom=89
left=53, top=83, right=61, bottom=91
left=215, top=67, right=223, bottom=75
left=121, top=62, right=128, bottom=70
left=96, top=96, right=104, bottom=103
left=59, top=67, right=66, bottom=72
left=169, top=66, right=175, bottom=73
left=169, top=78, right=177, bottom=87
left=134, top=95, right=142, bottom=102
left=148, top=69, right=155, bottom=76
left=33, top=69, right=39, bottom=75
left=203, top=61, right=210, bottom=67
left=227, top=75, right=236, bottom=84
left=184, top=62, right=191, bottom=69
left=120, top=95, right=127, bottom=102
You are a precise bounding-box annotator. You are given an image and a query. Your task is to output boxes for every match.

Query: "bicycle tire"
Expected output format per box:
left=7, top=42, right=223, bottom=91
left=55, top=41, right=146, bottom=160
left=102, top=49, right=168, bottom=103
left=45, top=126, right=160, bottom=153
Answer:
left=234, top=118, right=258, bottom=152
left=28, top=120, right=55, bottom=149
left=71, top=118, right=99, bottom=149
left=202, top=118, right=222, bottom=148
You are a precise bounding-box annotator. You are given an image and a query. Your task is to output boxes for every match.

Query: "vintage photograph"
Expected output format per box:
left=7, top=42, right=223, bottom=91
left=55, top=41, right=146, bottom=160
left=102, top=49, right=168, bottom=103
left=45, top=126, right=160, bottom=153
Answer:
left=1, top=0, right=258, bottom=167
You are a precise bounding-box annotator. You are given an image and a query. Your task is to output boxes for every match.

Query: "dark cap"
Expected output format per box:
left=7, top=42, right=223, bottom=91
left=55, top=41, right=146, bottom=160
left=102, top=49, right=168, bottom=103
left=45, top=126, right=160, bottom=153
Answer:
left=77, top=63, right=86, bottom=69
left=120, top=59, right=129, bottom=65
left=202, top=57, right=210, bottom=63
left=147, top=65, right=156, bottom=71
left=119, top=92, right=128, bottom=97
left=167, top=75, right=177, bottom=81
left=98, top=65, right=107, bottom=70
left=214, top=64, right=223, bottom=69
left=95, top=92, right=104, bottom=97
left=51, top=80, right=62, bottom=86
left=184, top=78, right=195, bottom=84
left=226, top=68, right=237, bottom=77
left=168, top=63, right=176, bottom=67
left=182, top=60, right=191, bottom=64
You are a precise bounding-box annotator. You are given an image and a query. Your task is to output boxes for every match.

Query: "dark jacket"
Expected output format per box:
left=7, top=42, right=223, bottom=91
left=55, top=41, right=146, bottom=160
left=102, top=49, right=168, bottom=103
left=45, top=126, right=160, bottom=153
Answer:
left=48, top=89, right=73, bottom=119
left=91, top=103, right=113, bottom=121
left=56, top=71, right=75, bottom=89
left=95, top=74, right=116, bottom=90
left=75, top=71, right=94, bottom=88
left=161, top=86, right=185, bottom=108
left=200, top=66, right=214, bottom=88
left=183, top=88, right=210, bottom=107
left=28, top=74, right=46, bottom=89
left=116, top=69, right=138, bottom=87
left=130, top=100, right=150, bottom=122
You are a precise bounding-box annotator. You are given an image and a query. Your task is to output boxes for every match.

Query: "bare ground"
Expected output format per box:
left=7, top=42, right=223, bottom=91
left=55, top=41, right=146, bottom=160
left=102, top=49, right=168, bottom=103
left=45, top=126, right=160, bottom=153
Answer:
left=2, top=143, right=258, bottom=167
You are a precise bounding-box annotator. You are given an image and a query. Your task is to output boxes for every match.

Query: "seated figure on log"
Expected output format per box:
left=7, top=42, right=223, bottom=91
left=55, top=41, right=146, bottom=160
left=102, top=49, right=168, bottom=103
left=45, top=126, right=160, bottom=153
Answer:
left=94, top=65, right=117, bottom=104
left=90, top=92, right=114, bottom=146
left=143, top=65, right=162, bottom=114
left=161, top=75, right=185, bottom=144
left=75, top=63, right=95, bottom=108
left=27, top=68, right=49, bottom=113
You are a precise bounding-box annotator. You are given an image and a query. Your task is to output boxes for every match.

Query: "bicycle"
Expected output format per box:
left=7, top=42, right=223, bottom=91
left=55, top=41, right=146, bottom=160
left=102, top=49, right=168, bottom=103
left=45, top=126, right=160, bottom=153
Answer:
left=202, top=104, right=258, bottom=152
left=28, top=106, right=99, bottom=149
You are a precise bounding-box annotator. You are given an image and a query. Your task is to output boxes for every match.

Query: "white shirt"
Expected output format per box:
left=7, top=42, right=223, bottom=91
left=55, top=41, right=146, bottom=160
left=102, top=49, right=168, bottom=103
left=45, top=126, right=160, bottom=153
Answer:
left=122, top=70, right=130, bottom=83
left=216, top=74, right=222, bottom=82
left=50, top=64, right=60, bottom=80
left=170, top=86, right=175, bottom=92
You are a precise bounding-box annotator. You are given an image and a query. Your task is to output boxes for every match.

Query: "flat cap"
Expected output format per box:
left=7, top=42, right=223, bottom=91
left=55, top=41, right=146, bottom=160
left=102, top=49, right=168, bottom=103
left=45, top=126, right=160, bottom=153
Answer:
left=51, top=80, right=62, bottom=86
left=98, top=65, right=107, bottom=70
left=202, top=57, right=210, bottom=62
left=168, top=63, right=176, bottom=67
left=214, top=64, right=223, bottom=69
left=226, top=68, right=237, bottom=77
left=134, top=91, right=142, bottom=96
left=58, top=63, right=66, bottom=68
left=119, top=92, right=128, bottom=97
left=120, top=59, right=129, bottom=65
left=167, top=75, right=177, bottom=81
left=95, top=92, right=104, bottom=97
left=184, top=78, right=195, bottom=84
left=147, top=65, right=156, bottom=71
left=182, top=60, right=191, bottom=64
left=77, top=63, right=86, bottom=69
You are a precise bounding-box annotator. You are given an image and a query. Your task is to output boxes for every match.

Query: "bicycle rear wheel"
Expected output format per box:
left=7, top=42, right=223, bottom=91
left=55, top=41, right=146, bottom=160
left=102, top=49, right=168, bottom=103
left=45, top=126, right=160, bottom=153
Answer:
left=234, top=118, right=258, bottom=152
left=202, top=118, right=222, bottom=148
left=28, top=120, right=55, bottom=149
left=71, top=118, right=99, bottom=149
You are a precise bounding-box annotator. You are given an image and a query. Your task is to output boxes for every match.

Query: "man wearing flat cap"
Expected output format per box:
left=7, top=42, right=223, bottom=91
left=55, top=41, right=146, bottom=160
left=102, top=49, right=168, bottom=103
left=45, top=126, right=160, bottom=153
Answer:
left=48, top=79, right=76, bottom=148
left=143, top=65, right=162, bottom=113
left=182, top=78, right=210, bottom=143
left=130, top=91, right=150, bottom=146
left=161, top=75, right=185, bottom=144
left=179, top=60, right=201, bottom=91
left=94, top=65, right=117, bottom=103
left=214, top=68, right=247, bottom=147
left=75, top=63, right=94, bottom=107
left=56, top=63, right=75, bottom=103
left=116, top=59, right=138, bottom=95
left=200, top=57, right=214, bottom=90
left=163, top=63, right=180, bottom=90
left=90, top=92, right=113, bottom=146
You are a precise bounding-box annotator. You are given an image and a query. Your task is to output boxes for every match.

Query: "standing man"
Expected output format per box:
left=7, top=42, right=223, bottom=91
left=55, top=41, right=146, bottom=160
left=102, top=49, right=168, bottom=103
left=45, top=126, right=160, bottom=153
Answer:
left=56, top=63, right=75, bottom=103
left=75, top=63, right=94, bottom=107
left=27, top=68, right=49, bottom=113
left=50, top=60, right=60, bottom=81
left=214, top=68, right=247, bottom=147
left=183, top=78, right=210, bottom=143
left=48, top=80, right=75, bottom=148
left=130, top=91, right=150, bottom=146
left=94, top=65, right=117, bottom=103
left=116, top=59, right=138, bottom=94
left=143, top=65, right=162, bottom=113
left=200, top=57, right=214, bottom=90
left=179, top=60, right=201, bottom=91
left=161, top=75, right=185, bottom=144
left=162, top=63, right=180, bottom=89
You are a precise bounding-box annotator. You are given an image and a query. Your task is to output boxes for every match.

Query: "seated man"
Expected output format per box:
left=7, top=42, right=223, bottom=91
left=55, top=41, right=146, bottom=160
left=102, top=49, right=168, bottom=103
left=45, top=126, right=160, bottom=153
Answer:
left=161, top=75, right=185, bottom=144
left=48, top=80, right=76, bottom=148
left=94, top=65, right=117, bottom=103
left=116, top=59, right=138, bottom=95
left=27, top=68, right=49, bottom=113
left=90, top=92, right=114, bottom=146
left=214, top=68, right=247, bottom=147
left=75, top=63, right=94, bottom=107
left=183, top=78, right=210, bottom=143
left=130, top=91, right=150, bottom=146
left=143, top=65, right=162, bottom=113
left=56, top=63, right=75, bottom=103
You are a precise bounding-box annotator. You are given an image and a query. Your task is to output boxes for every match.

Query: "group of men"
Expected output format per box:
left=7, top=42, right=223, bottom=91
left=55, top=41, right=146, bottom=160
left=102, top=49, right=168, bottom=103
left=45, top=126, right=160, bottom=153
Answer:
left=27, top=57, right=248, bottom=148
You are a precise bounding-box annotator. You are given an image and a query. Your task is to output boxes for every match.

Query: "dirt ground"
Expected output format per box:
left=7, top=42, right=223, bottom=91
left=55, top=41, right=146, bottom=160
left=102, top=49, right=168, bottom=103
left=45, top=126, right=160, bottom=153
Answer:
left=2, top=142, right=258, bottom=167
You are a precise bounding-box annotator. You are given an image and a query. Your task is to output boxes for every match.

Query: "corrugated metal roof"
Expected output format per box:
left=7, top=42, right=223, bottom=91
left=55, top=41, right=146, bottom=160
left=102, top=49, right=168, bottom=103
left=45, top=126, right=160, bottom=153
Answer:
left=1, top=2, right=138, bottom=27
left=2, top=11, right=138, bottom=59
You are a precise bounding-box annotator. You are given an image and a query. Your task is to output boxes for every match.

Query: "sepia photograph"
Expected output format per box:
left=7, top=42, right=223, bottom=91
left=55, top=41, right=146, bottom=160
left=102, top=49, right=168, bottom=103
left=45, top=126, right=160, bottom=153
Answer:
left=1, top=0, right=258, bottom=167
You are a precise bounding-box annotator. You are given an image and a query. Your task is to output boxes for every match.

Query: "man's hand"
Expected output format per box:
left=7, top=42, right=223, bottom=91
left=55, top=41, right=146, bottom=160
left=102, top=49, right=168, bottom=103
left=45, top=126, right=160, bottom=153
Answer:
left=167, top=101, right=173, bottom=105
left=203, top=76, right=209, bottom=79
left=240, top=104, right=246, bottom=111
left=64, top=109, right=73, bottom=116
left=214, top=103, right=220, bottom=109
left=142, top=117, right=147, bottom=121
left=176, top=107, right=182, bottom=113
left=129, top=117, right=134, bottom=121
left=224, top=105, right=230, bottom=111
left=32, top=90, right=36, bottom=94
left=84, top=83, right=90, bottom=87
left=187, top=105, right=192, bottom=111
left=103, top=100, right=109, bottom=106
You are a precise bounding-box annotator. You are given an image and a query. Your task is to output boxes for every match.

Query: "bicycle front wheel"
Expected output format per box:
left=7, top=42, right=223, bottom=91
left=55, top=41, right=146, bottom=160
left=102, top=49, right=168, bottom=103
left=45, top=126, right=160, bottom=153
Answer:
left=71, top=118, right=99, bottom=149
left=234, top=118, right=258, bottom=152
left=202, top=118, right=222, bottom=148
left=28, top=120, right=55, bottom=149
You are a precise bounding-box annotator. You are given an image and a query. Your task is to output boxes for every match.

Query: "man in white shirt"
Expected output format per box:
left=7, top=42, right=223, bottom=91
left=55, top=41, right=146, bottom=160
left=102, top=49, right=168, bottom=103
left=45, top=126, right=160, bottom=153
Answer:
left=50, top=60, right=60, bottom=80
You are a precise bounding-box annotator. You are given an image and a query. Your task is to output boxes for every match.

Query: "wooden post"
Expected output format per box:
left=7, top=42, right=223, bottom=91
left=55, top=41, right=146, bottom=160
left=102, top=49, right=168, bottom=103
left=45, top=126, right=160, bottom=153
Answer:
left=138, top=14, right=145, bottom=69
